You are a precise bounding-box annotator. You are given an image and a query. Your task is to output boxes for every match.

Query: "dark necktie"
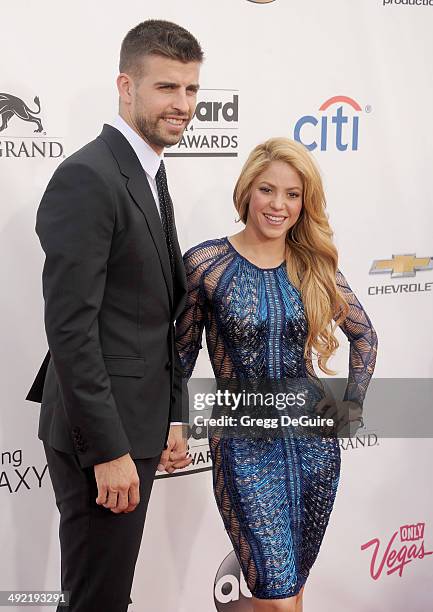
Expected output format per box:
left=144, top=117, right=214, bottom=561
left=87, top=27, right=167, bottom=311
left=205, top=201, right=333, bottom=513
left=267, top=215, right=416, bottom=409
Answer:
left=155, top=160, right=176, bottom=277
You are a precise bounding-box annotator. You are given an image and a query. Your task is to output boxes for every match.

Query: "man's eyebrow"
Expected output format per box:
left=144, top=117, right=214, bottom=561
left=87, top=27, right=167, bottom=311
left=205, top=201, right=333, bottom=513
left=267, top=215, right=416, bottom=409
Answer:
left=154, top=81, right=200, bottom=90
left=154, top=81, right=178, bottom=87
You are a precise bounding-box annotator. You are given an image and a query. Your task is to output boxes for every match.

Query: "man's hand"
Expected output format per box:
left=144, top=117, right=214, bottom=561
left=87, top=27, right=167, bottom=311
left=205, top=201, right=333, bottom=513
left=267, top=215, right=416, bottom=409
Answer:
left=94, top=453, right=140, bottom=514
left=157, top=424, right=192, bottom=474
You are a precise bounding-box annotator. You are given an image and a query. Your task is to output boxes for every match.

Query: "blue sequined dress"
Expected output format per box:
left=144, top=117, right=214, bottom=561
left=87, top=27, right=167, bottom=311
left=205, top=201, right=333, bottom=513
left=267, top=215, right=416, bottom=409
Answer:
left=175, top=237, right=378, bottom=599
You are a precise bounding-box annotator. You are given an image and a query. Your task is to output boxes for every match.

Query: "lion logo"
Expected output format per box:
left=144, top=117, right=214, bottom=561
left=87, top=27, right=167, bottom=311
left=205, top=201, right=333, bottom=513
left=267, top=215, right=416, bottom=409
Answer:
left=0, top=92, right=44, bottom=133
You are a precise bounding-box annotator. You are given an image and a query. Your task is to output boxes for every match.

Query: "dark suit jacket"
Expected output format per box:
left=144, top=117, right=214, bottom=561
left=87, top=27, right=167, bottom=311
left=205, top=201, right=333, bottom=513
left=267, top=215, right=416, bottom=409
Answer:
left=26, top=124, right=188, bottom=468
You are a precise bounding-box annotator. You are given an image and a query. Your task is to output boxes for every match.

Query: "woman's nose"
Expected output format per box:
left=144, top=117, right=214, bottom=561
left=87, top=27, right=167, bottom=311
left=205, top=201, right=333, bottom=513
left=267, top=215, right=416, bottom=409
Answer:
left=269, top=195, right=286, bottom=211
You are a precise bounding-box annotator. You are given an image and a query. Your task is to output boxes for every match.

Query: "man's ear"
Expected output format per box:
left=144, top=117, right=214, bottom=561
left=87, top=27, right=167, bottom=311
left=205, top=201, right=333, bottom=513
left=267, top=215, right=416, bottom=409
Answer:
left=117, top=73, right=134, bottom=105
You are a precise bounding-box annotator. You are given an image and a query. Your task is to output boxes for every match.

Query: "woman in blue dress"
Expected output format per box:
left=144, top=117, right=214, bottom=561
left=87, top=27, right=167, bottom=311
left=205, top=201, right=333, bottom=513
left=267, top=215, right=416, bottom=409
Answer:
left=174, top=137, right=378, bottom=612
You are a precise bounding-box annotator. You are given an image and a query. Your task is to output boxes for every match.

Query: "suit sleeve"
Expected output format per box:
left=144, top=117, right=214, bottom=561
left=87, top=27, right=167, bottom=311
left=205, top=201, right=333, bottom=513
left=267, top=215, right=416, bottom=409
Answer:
left=36, top=160, right=131, bottom=468
left=170, top=341, right=189, bottom=424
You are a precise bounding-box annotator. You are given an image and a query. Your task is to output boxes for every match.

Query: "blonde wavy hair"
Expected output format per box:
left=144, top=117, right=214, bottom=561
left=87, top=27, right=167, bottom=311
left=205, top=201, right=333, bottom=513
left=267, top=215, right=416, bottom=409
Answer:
left=233, top=137, right=349, bottom=375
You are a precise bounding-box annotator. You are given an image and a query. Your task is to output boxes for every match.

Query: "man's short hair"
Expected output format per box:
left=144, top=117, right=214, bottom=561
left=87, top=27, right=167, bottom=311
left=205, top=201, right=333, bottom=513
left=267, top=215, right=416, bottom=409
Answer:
left=120, top=19, right=204, bottom=79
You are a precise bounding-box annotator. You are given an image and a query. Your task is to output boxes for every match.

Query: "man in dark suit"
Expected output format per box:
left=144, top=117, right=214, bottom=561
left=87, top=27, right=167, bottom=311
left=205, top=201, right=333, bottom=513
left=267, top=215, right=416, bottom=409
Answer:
left=26, top=20, right=203, bottom=612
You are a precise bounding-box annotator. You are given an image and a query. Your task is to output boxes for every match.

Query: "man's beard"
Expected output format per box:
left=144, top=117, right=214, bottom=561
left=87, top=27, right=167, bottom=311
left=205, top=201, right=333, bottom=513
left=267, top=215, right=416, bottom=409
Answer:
left=133, top=110, right=187, bottom=149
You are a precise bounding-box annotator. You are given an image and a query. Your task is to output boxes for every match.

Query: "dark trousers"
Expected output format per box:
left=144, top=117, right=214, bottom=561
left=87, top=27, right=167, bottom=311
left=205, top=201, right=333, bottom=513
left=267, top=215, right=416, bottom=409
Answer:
left=43, top=442, right=160, bottom=612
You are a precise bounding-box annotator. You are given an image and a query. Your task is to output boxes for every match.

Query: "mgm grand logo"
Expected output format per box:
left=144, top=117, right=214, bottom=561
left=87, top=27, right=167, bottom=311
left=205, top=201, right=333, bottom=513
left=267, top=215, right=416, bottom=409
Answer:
left=0, top=91, right=64, bottom=158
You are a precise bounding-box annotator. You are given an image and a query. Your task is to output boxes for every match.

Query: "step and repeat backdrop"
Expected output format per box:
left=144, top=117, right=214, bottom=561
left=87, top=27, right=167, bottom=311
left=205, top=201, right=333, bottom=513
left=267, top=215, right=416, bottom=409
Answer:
left=2, top=1, right=433, bottom=611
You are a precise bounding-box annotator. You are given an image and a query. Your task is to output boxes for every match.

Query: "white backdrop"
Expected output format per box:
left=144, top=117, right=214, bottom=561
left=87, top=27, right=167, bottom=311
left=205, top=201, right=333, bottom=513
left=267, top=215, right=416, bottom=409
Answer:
left=1, top=1, right=433, bottom=611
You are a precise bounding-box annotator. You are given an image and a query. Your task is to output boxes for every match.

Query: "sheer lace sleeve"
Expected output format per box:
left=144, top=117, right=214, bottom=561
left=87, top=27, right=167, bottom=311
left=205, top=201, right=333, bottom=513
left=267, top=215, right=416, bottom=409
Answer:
left=335, top=268, right=378, bottom=407
left=175, top=246, right=208, bottom=380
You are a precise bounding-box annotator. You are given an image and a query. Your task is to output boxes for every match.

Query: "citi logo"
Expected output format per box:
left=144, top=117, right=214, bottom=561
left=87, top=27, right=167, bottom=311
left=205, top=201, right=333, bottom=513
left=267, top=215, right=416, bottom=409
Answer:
left=294, top=95, right=365, bottom=151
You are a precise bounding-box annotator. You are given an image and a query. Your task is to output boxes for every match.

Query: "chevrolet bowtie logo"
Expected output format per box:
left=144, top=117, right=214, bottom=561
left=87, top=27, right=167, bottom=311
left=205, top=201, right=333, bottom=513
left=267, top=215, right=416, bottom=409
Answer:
left=370, top=254, right=433, bottom=278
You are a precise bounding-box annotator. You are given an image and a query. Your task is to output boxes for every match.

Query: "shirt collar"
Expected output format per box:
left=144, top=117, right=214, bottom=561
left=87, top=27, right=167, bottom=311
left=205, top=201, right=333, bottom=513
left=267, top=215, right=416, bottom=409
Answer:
left=107, top=114, right=162, bottom=179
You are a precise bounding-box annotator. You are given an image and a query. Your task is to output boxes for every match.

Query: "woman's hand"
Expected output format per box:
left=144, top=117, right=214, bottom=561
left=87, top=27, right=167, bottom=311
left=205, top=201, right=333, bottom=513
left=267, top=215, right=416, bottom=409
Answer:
left=157, top=424, right=192, bottom=474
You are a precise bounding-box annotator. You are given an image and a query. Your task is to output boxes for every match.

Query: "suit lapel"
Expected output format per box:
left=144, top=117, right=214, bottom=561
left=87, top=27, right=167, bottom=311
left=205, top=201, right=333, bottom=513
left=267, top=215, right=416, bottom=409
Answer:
left=99, top=124, right=174, bottom=307
left=126, top=172, right=174, bottom=306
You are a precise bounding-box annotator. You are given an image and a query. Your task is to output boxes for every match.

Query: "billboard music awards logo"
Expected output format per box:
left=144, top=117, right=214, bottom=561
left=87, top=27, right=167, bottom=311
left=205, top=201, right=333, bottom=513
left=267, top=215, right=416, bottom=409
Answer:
left=368, top=254, right=433, bottom=295
left=293, top=95, right=368, bottom=152
left=0, top=91, right=64, bottom=158
left=0, top=448, right=48, bottom=494
left=361, top=522, right=433, bottom=579
left=164, top=89, right=239, bottom=158
left=214, top=551, right=252, bottom=611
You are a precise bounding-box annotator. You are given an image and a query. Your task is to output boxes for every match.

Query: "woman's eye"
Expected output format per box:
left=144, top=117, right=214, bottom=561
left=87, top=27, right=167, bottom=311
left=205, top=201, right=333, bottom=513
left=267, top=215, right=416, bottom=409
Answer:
left=260, top=187, right=271, bottom=193
left=289, top=192, right=300, bottom=198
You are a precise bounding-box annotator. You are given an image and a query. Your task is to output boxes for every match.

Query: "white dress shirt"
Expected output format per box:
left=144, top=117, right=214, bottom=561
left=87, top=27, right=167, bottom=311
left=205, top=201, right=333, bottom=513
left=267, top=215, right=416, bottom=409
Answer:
left=107, top=114, right=162, bottom=218
left=106, top=115, right=184, bottom=427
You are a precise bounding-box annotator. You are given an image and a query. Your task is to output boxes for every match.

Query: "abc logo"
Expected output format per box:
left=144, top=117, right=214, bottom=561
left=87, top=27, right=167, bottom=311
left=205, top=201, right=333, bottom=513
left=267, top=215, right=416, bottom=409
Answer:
left=214, top=551, right=252, bottom=611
